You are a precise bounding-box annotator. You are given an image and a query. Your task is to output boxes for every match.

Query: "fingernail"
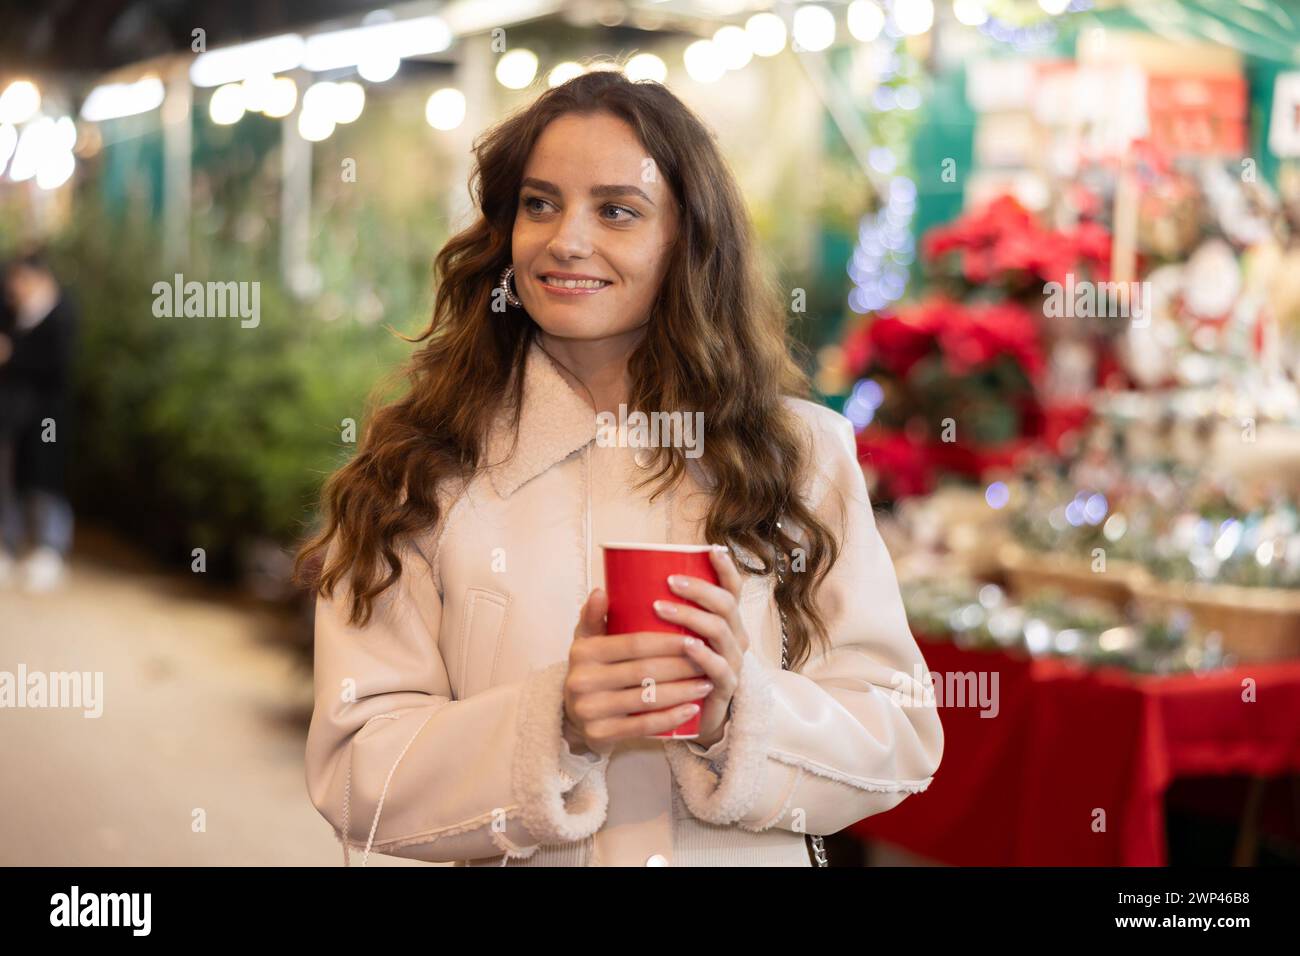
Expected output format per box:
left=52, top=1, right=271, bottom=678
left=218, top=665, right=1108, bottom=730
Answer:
left=654, top=600, right=678, bottom=616
left=712, top=544, right=728, bottom=553
left=667, top=574, right=688, bottom=590
left=683, top=636, right=697, bottom=648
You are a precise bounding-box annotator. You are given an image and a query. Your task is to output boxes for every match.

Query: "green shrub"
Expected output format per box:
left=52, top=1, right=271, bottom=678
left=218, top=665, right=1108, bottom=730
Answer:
left=49, top=201, right=431, bottom=580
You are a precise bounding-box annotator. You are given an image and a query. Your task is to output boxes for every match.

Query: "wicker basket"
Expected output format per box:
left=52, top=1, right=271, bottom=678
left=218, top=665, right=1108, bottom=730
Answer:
left=998, top=544, right=1147, bottom=609
left=1131, top=578, right=1300, bottom=663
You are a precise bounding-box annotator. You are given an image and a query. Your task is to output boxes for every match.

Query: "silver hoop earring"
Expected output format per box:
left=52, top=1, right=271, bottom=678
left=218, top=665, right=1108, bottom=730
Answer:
left=499, top=265, right=523, bottom=308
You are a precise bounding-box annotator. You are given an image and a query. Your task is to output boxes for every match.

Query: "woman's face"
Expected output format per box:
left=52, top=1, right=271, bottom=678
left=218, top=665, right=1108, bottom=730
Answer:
left=511, top=111, right=679, bottom=344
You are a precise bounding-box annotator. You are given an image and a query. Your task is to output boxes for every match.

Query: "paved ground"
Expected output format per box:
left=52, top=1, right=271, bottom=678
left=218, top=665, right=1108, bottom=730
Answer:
left=0, top=531, right=419, bottom=866
left=0, top=529, right=925, bottom=868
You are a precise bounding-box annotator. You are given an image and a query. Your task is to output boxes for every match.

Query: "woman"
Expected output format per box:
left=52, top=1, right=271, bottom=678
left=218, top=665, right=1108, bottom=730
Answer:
left=299, top=69, right=943, bottom=867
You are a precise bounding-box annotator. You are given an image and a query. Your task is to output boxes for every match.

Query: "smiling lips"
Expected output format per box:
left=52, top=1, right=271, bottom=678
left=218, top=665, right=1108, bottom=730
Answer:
left=538, top=273, right=613, bottom=295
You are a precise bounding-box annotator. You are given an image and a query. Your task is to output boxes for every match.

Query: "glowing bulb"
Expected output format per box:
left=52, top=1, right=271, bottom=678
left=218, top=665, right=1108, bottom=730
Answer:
left=8, top=117, right=71, bottom=185
left=894, top=0, right=935, bottom=35
left=301, top=81, right=338, bottom=118
left=357, top=54, right=399, bottom=83
left=0, top=80, right=41, bottom=125
left=53, top=116, right=77, bottom=152
left=683, top=40, right=725, bottom=82
left=298, top=108, right=335, bottom=142
left=624, top=53, right=667, bottom=83
left=425, top=87, right=466, bottom=130
left=548, top=62, right=585, bottom=87
left=36, top=150, right=75, bottom=190
left=746, top=13, right=787, bottom=56
left=208, top=83, right=246, bottom=125
left=792, top=5, right=836, bottom=52
left=496, top=49, right=539, bottom=90
left=260, top=76, right=298, bottom=118
left=953, top=0, right=989, bottom=26
left=333, top=81, right=365, bottom=123
left=713, top=26, right=753, bottom=70
left=240, top=73, right=277, bottom=112
left=848, top=2, right=885, bottom=42
left=0, top=123, right=17, bottom=172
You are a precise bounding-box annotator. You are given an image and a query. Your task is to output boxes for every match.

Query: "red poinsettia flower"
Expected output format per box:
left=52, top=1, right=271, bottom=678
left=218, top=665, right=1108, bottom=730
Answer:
left=964, top=301, right=1045, bottom=380
left=852, top=297, right=1046, bottom=382
left=1070, top=220, right=1112, bottom=277
left=856, top=428, right=935, bottom=499
left=921, top=225, right=971, bottom=259
left=840, top=315, right=875, bottom=376
left=963, top=195, right=1036, bottom=248
left=989, top=228, right=1041, bottom=277
left=961, top=247, right=994, bottom=284
left=1027, top=231, right=1079, bottom=285
left=921, top=193, right=1113, bottom=290
left=866, top=312, right=934, bottom=378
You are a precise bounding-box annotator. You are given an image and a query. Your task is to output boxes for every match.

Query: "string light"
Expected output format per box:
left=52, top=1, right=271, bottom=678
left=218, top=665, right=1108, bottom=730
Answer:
left=746, top=13, right=787, bottom=56
left=792, top=5, right=836, bottom=52
left=424, top=88, right=465, bottom=130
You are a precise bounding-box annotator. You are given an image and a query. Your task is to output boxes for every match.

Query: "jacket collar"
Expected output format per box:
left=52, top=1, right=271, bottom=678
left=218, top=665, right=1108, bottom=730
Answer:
left=483, top=338, right=598, bottom=498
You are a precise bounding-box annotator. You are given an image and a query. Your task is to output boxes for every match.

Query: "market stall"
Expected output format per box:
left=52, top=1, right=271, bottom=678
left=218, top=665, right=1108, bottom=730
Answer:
left=811, top=0, right=1300, bottom=866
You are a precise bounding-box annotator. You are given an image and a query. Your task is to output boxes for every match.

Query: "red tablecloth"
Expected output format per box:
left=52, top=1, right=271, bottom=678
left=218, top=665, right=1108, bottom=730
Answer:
left=850, top=637, right=1300, bottom=865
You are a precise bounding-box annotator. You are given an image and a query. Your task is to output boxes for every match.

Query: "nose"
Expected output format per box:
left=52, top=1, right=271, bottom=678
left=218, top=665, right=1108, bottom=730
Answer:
left=546, top=208, right=594, bottom=261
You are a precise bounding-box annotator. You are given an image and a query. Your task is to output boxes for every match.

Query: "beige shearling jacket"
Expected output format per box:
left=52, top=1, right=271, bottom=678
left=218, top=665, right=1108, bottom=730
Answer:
left=304, top=338, right=944, bottom=866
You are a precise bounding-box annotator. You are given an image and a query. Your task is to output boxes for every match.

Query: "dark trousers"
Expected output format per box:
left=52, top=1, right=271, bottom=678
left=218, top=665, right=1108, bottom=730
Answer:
left=0, top=432, right=73, bottom=556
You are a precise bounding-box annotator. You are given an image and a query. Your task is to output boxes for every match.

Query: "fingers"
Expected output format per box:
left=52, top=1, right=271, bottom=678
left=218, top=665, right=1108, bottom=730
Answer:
left=681, top=637, right=735, bottom=691
left=575, top=630, right=697, bottom=664
left=587, top=701, right=703, bottom=743
left=571, top=676, right=714, bottom=723
left=573, top=588, right=608, bottom=640
left=652, top=599, right=745, bottom=660
left=708, top=544, right=745, bottom=598
left=566, top=648, right=711, bottom=745
left=567, top=655, right=705, bottom=694
left=665, top=548, right=745, bottom=631
left=665, top=573, right=739, bottom=623
left=566, top=556, right=747, bottom=744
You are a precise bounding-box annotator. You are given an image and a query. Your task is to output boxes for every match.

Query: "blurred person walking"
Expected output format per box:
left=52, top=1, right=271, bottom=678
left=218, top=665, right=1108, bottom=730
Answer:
left=0, top=250, right=77, bottom=592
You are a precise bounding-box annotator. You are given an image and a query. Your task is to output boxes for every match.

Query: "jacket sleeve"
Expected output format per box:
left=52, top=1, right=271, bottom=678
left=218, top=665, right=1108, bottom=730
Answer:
left=664, top=408, right=944, bottom=836
left=304, top=537, right=611, bottom=864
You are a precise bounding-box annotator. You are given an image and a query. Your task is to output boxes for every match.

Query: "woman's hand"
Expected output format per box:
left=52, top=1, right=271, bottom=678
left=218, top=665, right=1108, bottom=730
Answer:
left=652, top=545, right=748, bottom=749
left=563, top=588, right=710, bottom=754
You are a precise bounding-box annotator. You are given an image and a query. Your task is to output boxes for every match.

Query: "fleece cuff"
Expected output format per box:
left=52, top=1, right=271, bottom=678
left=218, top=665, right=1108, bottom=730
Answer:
left=511, top=660, right=611, bottom=845
left=663, top=648, right=775, bottom=825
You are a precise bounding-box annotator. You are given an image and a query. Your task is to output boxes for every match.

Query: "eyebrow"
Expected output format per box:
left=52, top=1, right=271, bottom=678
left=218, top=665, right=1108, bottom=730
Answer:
left=520, top=177, right=656, bottom=206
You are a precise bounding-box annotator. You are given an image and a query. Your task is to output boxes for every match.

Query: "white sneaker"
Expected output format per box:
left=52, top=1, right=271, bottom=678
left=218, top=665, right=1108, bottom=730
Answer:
left=21, top=546, right=66, bottom=593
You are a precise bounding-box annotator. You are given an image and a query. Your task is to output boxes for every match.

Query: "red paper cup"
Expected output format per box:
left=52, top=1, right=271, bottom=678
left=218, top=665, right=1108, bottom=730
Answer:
left=601, top=542, right=720, bottom=739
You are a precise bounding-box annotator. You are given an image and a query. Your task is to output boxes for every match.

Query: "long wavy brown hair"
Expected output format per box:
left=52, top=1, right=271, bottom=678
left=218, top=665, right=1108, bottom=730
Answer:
left=294, top=68, right=844, bottom=670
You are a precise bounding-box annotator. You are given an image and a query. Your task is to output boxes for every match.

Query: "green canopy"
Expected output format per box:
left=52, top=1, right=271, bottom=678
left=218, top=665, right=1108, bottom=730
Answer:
left=1077, top=0, right=1300, bottom=66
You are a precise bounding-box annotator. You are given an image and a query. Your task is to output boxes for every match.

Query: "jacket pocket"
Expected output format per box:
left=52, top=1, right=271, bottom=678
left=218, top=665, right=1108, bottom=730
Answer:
left=457, top=587, right=509, bottom=698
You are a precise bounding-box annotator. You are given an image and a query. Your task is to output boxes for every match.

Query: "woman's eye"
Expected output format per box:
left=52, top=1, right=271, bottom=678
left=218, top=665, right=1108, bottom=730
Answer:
left=519, top=196, right=636, bottom=222
left=603, top=204, right=637, bottom=222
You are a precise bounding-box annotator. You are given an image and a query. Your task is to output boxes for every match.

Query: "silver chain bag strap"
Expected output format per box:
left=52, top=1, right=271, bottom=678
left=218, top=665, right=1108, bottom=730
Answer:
left=774, top=519, right=829, bottom=868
